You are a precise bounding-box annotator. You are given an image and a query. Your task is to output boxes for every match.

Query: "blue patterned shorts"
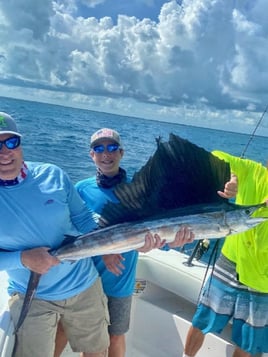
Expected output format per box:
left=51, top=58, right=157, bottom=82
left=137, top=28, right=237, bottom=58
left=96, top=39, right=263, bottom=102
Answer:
left=192, top=254, right=268, bottom=354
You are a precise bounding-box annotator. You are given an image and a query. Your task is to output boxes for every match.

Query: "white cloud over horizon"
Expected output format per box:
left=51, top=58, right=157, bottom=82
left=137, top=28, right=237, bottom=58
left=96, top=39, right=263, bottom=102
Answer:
left=0, top=0, right=268, bottom=136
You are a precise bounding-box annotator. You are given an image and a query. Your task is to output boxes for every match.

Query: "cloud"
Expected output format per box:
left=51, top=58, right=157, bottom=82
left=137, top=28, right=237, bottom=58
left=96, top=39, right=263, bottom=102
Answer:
left=0, top=0, right=53, bottom=39
left=0, top=0, right=268, bottom=134
left=81, top=0, right=106, bottom=8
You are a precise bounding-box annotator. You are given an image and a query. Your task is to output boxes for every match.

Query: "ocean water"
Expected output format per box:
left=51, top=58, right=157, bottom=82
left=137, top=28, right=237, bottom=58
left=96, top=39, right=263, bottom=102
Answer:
left=0, top=96, right=267, bottom=184
left=0, top=95, right=267, bottom=267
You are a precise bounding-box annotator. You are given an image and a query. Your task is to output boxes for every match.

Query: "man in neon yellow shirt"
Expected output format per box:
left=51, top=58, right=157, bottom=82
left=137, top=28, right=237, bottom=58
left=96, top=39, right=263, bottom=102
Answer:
left=183, top=152, right=268, bottom=357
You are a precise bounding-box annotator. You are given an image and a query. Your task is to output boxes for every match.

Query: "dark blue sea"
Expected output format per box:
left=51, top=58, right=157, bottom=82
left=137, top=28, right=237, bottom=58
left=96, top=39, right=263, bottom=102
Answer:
left=1, top=96, right=267, bottom=263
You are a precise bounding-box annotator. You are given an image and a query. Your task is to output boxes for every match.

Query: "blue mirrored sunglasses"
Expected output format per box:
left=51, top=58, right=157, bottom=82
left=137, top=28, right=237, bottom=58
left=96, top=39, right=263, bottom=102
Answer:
left=0, top=136, right=21, bottom=150
left=92, top=144, right=121, bottom=153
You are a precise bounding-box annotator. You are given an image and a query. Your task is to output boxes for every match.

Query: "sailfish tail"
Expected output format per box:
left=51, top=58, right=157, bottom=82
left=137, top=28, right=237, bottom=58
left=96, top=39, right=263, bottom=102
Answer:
left=13, top=271, right=41, bottom=334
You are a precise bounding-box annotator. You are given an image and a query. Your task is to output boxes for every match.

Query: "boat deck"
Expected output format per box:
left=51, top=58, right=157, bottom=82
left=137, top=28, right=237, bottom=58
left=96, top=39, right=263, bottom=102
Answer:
left=1, top=250, right=267, bottom=356
left=60, top=249, right=235, bottom=357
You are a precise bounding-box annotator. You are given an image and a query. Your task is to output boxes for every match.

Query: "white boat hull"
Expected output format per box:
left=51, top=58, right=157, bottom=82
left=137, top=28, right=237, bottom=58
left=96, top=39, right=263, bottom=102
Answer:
left=126, top=249, right=235, bottom=356
left=0, top=310, right=15, bottom=357
left=0, top=271, right=15, bottom=357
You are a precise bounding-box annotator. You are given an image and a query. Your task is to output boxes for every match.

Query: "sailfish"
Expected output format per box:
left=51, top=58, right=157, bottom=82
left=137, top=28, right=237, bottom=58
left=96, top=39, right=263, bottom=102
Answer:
left=14, top=133, right=267, bottom=333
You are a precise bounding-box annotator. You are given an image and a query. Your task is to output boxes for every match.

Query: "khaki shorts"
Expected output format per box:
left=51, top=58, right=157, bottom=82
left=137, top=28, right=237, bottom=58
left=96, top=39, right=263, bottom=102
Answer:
left=9, top=278, right=110, bottom=357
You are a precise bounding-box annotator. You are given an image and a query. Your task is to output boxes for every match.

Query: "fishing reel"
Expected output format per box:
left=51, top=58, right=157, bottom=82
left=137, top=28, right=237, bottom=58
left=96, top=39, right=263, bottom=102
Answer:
left=184, top=238, right=210, bottom=267
left=195, top=239, right=210, bottom=261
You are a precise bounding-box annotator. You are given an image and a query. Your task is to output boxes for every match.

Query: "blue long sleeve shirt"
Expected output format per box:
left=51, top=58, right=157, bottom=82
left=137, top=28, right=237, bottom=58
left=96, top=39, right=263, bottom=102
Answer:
left=76, top=176, right=138, bottom=298
left=0, top=162, right=98, bottom=300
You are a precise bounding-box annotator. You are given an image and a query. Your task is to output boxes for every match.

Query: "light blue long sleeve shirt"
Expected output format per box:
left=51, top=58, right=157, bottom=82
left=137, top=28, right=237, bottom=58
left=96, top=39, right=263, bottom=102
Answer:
left=76, top=176, right=138, bottom=298
left=0, top=162, right=98, bottom=300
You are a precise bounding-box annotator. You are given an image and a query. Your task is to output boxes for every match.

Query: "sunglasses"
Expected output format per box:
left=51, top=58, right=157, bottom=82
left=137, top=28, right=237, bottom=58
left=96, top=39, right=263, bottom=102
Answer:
left=0, top=136, right=21, bottom=150
left=92, top=143, right=121, bottom=153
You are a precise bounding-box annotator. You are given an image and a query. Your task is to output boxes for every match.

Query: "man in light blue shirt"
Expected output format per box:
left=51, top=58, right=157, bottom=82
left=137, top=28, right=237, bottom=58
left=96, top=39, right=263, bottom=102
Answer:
left=0, top=112, right=109, bottom=357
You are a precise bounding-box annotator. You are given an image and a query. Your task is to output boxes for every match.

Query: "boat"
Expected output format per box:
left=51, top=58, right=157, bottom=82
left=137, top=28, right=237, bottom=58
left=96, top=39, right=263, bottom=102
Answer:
left=0, top=247, right=239, bottom=357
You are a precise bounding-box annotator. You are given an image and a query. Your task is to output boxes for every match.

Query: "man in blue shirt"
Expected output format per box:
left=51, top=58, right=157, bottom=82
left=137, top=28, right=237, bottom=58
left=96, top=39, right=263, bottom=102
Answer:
left=0, top=112, right=110, bottom=357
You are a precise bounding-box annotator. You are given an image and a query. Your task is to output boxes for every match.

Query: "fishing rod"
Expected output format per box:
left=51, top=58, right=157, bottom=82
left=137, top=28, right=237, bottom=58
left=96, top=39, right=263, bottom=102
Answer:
left=240, top=104, right=268, bottom=158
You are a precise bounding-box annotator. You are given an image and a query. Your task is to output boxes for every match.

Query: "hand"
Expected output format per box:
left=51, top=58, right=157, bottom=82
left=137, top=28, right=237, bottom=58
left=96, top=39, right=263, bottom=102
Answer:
left=217, top=173, right=238, bottom=199
left=102, top=254, right=125, bottom=276
left=168, top=226, right=195, bottom=248
left=21, top=247, right=60, bottom=274
left=137, top=232, right=166, bottom=253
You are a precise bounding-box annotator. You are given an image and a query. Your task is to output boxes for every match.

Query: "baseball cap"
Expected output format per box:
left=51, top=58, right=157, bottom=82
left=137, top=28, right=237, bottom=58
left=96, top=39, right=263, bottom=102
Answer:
left=0, top=112, right=22, bottom=137
left=90, top=128, right=122, bottom=147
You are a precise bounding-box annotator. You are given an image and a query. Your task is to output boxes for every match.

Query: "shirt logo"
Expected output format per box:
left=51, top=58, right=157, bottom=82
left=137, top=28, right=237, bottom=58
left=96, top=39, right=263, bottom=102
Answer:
left=45, top=199, right=54, bottom=205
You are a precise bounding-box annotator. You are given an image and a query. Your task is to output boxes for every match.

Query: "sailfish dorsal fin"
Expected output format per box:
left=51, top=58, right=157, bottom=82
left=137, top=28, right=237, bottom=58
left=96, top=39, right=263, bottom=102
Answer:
left=98, top=133, right=230, bottom=227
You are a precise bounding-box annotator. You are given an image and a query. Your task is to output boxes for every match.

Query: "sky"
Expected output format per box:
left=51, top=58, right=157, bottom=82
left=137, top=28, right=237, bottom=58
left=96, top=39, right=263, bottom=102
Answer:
left=0, top=0, right=268, bottom=136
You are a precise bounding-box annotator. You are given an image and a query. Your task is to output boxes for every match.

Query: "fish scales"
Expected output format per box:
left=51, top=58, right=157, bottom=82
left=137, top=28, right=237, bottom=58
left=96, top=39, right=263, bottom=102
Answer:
left=52, top=204, right=267, bottom=261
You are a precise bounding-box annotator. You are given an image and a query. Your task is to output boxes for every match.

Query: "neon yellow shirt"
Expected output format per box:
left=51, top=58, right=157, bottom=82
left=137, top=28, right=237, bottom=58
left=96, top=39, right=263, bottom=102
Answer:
left=213, top=151, right=268, bottom=292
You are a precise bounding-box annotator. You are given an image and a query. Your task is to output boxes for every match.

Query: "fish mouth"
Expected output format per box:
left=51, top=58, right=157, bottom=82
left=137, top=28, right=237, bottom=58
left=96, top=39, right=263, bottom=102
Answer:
left=246, top=217, right=268, bottom=226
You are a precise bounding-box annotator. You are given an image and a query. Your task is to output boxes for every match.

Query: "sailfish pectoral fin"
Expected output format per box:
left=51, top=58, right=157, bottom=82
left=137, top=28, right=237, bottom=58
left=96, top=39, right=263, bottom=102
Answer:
left=13, top=271, right=41, bottom=334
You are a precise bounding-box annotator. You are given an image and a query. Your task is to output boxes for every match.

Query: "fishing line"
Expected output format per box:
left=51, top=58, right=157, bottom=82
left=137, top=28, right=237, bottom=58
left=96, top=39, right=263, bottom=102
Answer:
left=240, top=104, right=268, bottom=158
